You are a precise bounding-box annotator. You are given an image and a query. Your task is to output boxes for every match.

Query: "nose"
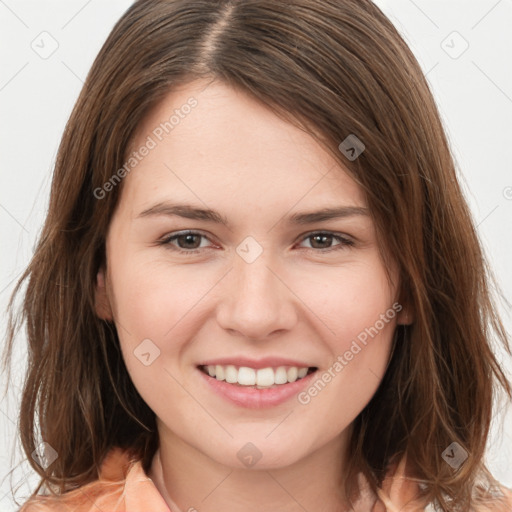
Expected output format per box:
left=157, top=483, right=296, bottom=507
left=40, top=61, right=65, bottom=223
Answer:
left=216, top=249, right=297, bottom=340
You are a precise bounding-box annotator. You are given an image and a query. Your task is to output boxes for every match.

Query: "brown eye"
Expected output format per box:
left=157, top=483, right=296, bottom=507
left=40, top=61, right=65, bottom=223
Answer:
left=173, top=233, right=202, bottom=249
left=160, top=231, right=213, bottom=254
left=298, top=232, right=354, bottom=252
left=158, top=230, right=354, bottom=256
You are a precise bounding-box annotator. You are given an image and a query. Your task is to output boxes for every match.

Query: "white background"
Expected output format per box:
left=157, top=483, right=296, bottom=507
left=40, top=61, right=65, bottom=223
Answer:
left=1, top=0, right=511, bottom=509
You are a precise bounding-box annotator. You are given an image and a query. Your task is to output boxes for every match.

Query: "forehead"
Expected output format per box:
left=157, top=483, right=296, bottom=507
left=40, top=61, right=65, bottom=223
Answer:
left=119, top=79, right=366, bottom=218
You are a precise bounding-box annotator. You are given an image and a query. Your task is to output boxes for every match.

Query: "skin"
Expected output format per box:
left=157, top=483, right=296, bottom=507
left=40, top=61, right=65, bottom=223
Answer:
left=95, top=79, right=411, bottom=512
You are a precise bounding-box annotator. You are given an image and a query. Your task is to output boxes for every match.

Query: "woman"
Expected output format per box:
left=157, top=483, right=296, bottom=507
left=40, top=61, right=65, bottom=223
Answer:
left=4, top=0, right=512, bottom=510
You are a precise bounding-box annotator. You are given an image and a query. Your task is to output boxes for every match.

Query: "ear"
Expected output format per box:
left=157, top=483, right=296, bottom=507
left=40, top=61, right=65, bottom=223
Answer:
left=396, top=303, right=413, bottom=325
left=94, top=268, right=113, bottom=321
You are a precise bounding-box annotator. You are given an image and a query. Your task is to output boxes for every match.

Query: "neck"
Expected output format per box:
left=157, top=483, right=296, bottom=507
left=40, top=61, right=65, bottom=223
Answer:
left=148, top=423, right=370, bottom=512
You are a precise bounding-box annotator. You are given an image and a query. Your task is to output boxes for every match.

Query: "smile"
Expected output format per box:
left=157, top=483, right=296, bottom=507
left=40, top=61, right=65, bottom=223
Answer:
left=196, top=364, right=319, bottom=409
left=198, top=364, right=317, bottom=388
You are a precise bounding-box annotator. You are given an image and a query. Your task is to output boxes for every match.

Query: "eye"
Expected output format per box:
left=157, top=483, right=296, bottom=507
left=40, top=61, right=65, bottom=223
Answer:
left=158, top=230, right=354, bottom=255
left=297, top=231, right=355, bottom=252
left=159, top=230, right=214, bottom=254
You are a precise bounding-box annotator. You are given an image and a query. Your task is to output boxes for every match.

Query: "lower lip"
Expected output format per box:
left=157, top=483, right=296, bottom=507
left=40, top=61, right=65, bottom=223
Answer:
left=196, top=367, right=318, bottom=409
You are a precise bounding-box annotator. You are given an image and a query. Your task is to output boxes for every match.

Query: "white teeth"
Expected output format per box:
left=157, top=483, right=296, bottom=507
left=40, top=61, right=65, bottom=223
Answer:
left=274, top=367, right=288, bottom=384
left=202, top=364, right=313, bottom=387
left=225, top=365, right=238, bottom=383
left=215, top=365, right=224, bottom=380
left=238, top=367, right=256, bottom=385
left=256, top=367, right=274, bottom=387
left=287, top=367, right=298, bottom=383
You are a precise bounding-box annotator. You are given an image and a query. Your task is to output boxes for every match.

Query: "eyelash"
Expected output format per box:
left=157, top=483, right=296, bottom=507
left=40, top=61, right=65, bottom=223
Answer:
left=158, top=230, right=355, bottom=255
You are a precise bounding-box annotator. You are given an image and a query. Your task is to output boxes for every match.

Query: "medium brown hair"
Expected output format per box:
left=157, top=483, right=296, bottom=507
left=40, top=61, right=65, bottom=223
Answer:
left=4, top=0, right=511, bottom=510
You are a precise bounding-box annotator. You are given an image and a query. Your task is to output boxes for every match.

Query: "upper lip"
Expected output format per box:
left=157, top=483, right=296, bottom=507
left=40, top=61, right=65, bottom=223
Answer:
left=197, top=357, right=317, bottom=370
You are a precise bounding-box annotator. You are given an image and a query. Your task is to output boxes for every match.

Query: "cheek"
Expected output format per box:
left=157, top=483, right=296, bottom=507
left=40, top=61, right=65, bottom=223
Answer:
left=293, top=260, right=397, bottom=424
left=296, top=319, right=396, bottom=447
left=293, top=258, right=397, bottom=348
left=108, top=254, right=206, bottom=340
left=107, top=259, right=204, bottom=413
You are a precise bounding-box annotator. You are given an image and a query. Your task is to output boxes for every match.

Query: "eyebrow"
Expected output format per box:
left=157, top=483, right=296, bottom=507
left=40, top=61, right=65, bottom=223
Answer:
left=137, top=202, right=369, bottom=226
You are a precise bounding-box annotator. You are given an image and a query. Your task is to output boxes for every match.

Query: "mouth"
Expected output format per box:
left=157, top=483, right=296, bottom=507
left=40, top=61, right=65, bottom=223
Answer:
left=197, top=364, right=318, bottom=389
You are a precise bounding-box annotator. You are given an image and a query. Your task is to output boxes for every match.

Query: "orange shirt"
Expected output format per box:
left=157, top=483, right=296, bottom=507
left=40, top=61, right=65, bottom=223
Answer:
left=18, top=446, right=512, bottom=511
left=19, top=447, right=173, bottom=512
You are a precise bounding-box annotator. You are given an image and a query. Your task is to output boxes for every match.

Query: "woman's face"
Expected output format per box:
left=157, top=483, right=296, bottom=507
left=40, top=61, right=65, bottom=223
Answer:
left=97, top=79, right=407, bottom=469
